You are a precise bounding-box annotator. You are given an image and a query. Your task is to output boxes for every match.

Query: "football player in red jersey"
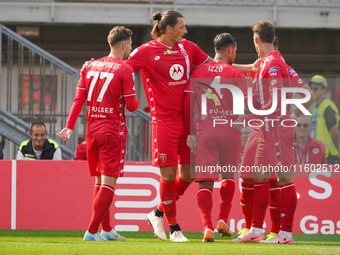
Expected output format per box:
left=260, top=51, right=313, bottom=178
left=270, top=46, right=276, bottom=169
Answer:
left=235, top=35, right=314, bottom=241
left=184, top=33, right=248, bottom=242
left=57, top=26, right=139, bottom=241
left=233, top=21, right=315, bottom=244
left=125, top=10, right=213, bottom=242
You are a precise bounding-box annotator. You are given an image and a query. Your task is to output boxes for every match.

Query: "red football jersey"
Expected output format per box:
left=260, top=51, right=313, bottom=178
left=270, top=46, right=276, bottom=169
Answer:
left=287, top=65, right=307, bottom=89
left=242, top=50, right=290, bottom=123
left=66, top=56, right=136, bottom=138
left=187, top=61, right=248, bottom=138
left=285, top=65, right=308, bottom=114
left=247, top=62, right=308, bottom=115
left=126, top=39, right=208, bottom=124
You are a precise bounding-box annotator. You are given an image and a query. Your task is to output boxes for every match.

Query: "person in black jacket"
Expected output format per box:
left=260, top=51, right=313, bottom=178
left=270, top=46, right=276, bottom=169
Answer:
left=17, top=121, right=62, bottom=160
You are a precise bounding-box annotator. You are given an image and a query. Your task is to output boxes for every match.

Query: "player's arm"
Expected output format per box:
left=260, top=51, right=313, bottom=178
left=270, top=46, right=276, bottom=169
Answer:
left=232, top=58, right=261, bottom=74
left=236, top=71, right=250, bottom=112
left=190, top=41, right=212, bottom=67
left=184, top=91, right=197, bottom=152
left=290, top=85, right=315, bottom=120
left=184, top=80, right=197, bottom=152
left=125, top=96, right=140, bottom=112
left=206, top=56, right=214, bottom=63
left=122, top=67, right=140, bottom=112
left=80, top=58, right=95, bottom=72
left=234, top=65, right=285, bottom=130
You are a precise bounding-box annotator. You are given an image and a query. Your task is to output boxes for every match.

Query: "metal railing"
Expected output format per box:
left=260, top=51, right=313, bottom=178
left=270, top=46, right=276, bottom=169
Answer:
left=0, top=23, right=152, bottom=161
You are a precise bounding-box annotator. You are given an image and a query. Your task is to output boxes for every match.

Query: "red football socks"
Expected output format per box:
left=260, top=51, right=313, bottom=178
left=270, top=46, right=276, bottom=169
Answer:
left=93, top=184, right=112, bottom=232
left=280, top=183, right=297, bottom=232
left=240, top=181, right=254, bottom=229
left=93, top=184, right=100, bottom=199
left=252, top=182, right=269, bottom=229
left=218, top=178, right=235, bottom=223
left=159, top=178, right=177, bottom=225
left=269, top=182, right=281, bottom=234
left=158, top=175, right=191, bottom=213
left=88, top=184, right=115, bottom=234
left=197, top=186, right=214, bottom=230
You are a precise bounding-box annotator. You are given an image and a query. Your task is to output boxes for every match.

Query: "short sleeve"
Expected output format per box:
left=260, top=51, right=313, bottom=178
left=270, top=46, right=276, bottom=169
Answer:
left=188, top=41, right=209, bottom=68
left=125, top=46, right=147, bottom=72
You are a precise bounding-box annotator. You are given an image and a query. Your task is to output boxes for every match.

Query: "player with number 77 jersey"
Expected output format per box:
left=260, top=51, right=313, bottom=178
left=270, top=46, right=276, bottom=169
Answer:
left=57, top=26, right=139, bottom=242
left=65, top=54, right=138, bottom=140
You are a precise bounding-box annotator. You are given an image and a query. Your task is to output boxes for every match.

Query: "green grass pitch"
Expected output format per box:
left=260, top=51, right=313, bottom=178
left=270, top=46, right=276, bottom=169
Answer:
left=0, top=230, right=339, bottom=255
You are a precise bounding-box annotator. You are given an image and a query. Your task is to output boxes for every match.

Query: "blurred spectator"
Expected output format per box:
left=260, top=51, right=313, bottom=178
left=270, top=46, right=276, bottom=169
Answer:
left=0, top=143, right=3, bottom=160
left=293, top=116, right=327, bottom=164
left=74, top=141, right=87, bottom=160
left=17, top=121, right=62, bottom=160
left=309, top=75, right=340, bottom=164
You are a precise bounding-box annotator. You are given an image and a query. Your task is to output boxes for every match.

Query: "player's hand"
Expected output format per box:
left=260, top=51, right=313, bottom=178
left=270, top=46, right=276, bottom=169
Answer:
left=245, top=76, right=253, bottom=88
left=233, top=118, right=245, bottom=131
left=81, top=58, right=94, bottom=72
left=56, top=128, right=73, bottom=141
left=252, top=58, right=261, bottom=73
left=187, top=135, right=197, bottom=153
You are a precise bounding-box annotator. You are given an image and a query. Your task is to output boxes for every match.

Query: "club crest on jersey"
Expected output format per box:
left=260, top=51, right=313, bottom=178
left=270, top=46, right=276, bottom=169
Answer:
left=313, top=148, right=319, bottom=154
left=160, top=153, right=167, bottom=163
left=169, top=64, right=184, bottom=81
left=164, top=49, right=179, bottom=55
left=268, top=67, right=279, bottom=73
